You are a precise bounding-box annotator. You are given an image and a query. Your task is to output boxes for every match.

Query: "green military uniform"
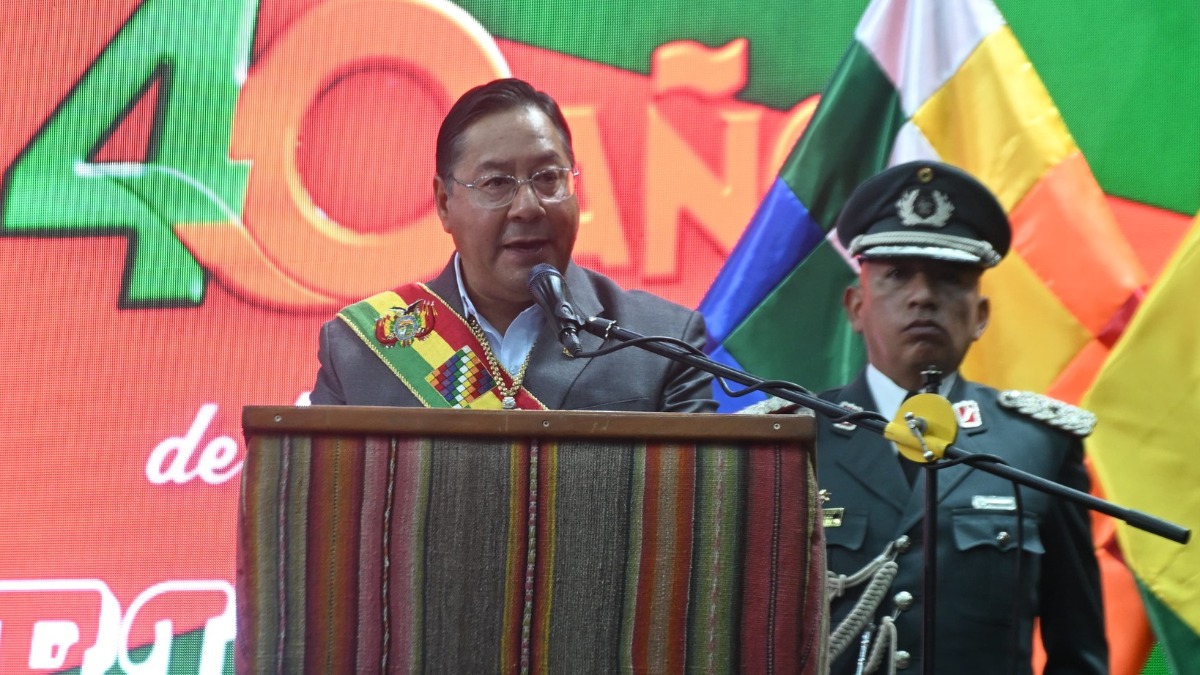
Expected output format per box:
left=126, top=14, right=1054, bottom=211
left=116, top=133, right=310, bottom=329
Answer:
left=818, top=374, right=1107, bottom=674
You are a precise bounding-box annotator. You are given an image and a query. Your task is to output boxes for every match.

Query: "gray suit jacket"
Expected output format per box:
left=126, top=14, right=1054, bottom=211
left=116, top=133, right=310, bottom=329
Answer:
left=310, top=260, right=716, bottom=412
left=817, top=372, right=1107, bottom=675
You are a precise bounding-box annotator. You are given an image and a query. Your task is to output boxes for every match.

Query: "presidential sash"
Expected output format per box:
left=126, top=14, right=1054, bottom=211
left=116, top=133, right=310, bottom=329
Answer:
left=338, top=284, right=546, bottom=410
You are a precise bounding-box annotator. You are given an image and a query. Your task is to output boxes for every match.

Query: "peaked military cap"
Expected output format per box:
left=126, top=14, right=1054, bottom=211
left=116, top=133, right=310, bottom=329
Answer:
left=835, top=161, right=1011, bottom=268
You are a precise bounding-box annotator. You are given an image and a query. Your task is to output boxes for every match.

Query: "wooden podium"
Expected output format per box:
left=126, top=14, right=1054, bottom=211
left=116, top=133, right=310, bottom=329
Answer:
left=237, top=406, right=826, bottom=674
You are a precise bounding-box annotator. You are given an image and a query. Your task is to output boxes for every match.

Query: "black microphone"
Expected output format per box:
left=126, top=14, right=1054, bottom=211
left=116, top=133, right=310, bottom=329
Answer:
left=527, top=263, right=584, bottom=357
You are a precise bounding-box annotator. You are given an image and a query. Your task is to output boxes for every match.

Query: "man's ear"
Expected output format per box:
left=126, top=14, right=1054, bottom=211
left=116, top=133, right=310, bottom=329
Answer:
left=973, top=295, right=990, bottom=340
left=433, top=176, right=451, bottom=232
left=844, top=283, right=865, bottom=333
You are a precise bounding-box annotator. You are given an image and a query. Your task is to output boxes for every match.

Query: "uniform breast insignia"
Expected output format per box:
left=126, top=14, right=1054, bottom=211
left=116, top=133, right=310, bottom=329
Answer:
left=953, top=399, right=983, bottom=428
left=832, top=401, right=864, bottom=431
left=998, top=390, right=1097, bottom=437
left=823, top=507, right=845, bottom=528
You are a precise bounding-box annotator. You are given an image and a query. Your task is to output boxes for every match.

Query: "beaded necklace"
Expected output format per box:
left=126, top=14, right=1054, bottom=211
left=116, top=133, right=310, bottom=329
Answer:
left=467, top=316, right=535, bottom=409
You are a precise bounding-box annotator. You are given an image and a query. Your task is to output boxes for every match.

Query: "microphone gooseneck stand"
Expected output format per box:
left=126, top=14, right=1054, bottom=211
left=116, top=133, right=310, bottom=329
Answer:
left=575, top=314, right=1189, bottom=541
left=915, top=367, right=942, bottom=675
left=569, top=313, right=1190, bottom=674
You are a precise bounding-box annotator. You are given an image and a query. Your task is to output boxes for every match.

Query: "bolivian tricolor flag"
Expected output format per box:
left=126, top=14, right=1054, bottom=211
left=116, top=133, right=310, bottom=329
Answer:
left=1085, top=215, right=1200, bottom=675
left=701, top=0, right=1154, bottom=670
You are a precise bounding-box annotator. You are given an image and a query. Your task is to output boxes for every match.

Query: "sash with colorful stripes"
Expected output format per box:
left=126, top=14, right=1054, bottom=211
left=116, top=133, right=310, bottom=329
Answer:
left=338, top=284, right=545, bottom=410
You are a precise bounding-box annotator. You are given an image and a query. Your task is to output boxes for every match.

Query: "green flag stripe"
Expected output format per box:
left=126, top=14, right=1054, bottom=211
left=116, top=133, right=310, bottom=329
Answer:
left=723, top=241, right=864, bottom=393
left=779, top=40, right=906, bottom=231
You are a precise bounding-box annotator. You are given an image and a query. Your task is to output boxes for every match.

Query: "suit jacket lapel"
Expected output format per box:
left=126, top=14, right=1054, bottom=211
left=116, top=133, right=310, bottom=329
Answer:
left=829, top=373, right=911, bottom=513
left=524, top=262, right=598, bottom=409
left=424, top=259, right=464, bottom=315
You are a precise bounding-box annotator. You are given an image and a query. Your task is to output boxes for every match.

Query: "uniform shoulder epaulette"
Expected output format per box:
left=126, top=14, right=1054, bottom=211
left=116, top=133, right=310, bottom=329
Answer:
left=734, top=396, right=812, bottom=416
left=997, top=390, right=1097, bottom=437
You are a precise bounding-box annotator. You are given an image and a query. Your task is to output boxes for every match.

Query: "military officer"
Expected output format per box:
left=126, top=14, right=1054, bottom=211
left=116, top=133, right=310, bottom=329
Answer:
left=818, top=161, right=1108, bottom=674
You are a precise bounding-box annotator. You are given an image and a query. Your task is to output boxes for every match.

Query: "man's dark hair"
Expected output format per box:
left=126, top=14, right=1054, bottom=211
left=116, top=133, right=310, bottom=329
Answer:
left=435, top=78, right=574, bottom=179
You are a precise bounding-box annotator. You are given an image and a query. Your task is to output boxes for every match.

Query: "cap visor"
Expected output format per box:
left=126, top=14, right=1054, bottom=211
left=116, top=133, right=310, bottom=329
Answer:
left=858, top=245, right=984, bottom=266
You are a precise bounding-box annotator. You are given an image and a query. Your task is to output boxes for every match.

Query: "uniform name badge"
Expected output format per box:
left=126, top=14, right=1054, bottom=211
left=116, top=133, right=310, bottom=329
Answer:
left=972, top=495, right=1016, bottom=511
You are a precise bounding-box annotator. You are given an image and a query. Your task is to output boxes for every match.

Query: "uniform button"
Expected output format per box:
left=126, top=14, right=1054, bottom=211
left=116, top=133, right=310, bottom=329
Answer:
left=894, top=650, right=912, bottom=669
left=893, top=591, right=914, bottom=611
left=996, top=531, right=1012, bottom=546
left=895, top=535, right=912, bottom=553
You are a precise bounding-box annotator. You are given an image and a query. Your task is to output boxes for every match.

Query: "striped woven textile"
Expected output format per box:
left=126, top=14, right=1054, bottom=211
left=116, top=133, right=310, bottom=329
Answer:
left=237, top=430, right=827, bottom=674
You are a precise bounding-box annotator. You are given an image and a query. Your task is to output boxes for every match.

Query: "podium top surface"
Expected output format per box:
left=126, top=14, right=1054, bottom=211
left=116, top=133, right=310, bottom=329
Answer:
left=244, top=405, right=813, bottom=443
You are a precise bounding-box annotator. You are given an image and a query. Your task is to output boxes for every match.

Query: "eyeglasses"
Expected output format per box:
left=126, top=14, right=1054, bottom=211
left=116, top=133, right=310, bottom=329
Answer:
left=450, top=167, right=579, bottom=209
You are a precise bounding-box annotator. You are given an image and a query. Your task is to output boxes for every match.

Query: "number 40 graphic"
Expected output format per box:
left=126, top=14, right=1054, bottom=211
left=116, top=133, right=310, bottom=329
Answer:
left=1, top=0, right=255, bottom=308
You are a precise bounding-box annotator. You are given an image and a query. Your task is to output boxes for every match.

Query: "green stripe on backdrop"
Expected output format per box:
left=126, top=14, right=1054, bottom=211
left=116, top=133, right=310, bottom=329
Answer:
left=457, top=1, right=1200, bottom=215
left=1141, top=644, right=1172, bottom=675
left=723, top=242, right=863, bottom=394
left=456, top=0, right=872, bottom=108
left=995, top=1, right=1200, bottom=215
left=1139, top=579, right=1200, bottom=675
left=55, top=627, right=234, bottom=674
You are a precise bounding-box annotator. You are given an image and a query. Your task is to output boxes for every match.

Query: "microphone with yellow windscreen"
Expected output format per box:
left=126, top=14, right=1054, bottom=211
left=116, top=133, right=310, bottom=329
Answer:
left=883, top=393, right=959, bottom=463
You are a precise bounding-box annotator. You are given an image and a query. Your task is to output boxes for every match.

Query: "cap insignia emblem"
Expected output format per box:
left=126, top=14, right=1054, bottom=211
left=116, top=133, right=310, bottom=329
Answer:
left=896, top=188, right=954, bottom=227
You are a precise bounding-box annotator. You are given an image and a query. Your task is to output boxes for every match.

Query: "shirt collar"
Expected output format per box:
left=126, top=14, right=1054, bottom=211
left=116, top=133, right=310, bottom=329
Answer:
left=454, top=252, right=488, bottom=328
left=453, top=253, right=543, bottom=374
left=864, top=363, right=957, bottom=423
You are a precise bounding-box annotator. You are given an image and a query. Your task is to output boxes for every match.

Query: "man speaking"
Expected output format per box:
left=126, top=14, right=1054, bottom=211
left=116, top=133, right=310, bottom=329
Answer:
left=310, top=78, right=715, bottom=413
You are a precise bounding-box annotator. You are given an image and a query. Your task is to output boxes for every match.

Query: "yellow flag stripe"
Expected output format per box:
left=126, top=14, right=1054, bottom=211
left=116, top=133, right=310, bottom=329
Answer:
left=914, top=26, right=1075, bottom=212
left=961, top=249, right=1091, bottom=392
left=1084, top=216, right=1200, bottom=634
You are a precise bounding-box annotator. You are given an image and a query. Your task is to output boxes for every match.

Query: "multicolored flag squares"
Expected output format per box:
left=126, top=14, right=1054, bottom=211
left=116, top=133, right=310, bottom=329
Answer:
left=701, top=0, right=1145, bottom=409
left=701, top=0, right=1157, bottom=671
